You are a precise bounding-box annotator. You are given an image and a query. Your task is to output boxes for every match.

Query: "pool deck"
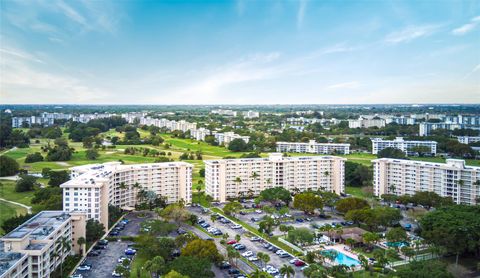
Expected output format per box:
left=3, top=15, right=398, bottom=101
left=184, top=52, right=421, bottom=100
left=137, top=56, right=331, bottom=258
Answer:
left=325, top=244, right=360, bottom=261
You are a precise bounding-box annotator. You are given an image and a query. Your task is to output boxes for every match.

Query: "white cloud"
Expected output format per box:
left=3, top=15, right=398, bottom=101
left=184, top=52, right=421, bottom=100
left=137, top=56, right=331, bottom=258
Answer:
left=385, top=25, right=440, bottom=44
left=297, top=0, right=308, bottom=28
left=452, top=15, right=480, bottom=35
left=327, top=81, right=360, bottom=89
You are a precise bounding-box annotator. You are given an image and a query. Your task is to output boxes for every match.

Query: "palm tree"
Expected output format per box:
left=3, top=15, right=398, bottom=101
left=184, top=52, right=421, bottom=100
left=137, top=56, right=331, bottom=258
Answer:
left=280, top=264, right=295, bottom=278
left=251, top=172, right=260, bottom=181
left=77, top=236, right=86, bottom=256
left=303, top=263, right=328, bottom=278
left=59, top=236, right=71, bottom=277
left=119, top=182, right=127, bottom=190
left=358, top=254, right=369, bottom=278
left=345, top=238, right=356, bottom=248
left=144, top=256, right=165, bottom=278
left=235, top=234, right=241, bottom=243
left=257, top=252, right=269, bottom=268
left=388, top=184, right=396, bottom=194
left=248, top=269, right=270, bottom=278
left=247, top=188, right=255, bottom=199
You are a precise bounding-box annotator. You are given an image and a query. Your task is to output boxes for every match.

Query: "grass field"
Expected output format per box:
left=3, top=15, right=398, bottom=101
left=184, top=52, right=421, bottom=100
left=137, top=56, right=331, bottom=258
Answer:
left=0, top=180, right=34, bottom=206
left=0, top=201, right=28, bottom=234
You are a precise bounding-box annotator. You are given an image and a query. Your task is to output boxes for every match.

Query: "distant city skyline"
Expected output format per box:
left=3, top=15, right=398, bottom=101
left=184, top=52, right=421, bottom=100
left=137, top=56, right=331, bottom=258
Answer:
left=1, top=0, right=479, bottom=104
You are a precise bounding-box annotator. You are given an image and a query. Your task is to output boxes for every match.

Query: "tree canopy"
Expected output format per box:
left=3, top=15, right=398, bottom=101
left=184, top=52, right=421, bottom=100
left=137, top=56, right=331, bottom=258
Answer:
left=335, top=197, right=370, bottom=214
left=293, top=192, right=323, bottom=214
left=259, top=187, right=292, bottom=205
left=377, top=147, right=407, bottom=159
left=181, top=239, right=223, bottom=263
left=0, top=155, right=19, bottom=177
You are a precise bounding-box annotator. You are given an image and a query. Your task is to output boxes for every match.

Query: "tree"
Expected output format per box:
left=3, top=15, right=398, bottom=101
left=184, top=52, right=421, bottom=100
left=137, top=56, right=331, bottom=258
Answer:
left=86, top=219, right=105, bottom=244
left=144, top=256, right=165, bottom=278
left=357, top=254, right=370, bottom=277
left=303, top=263, right=328, bottom=278
left=48, top=170, right=70, bottom=186
left=259, top=187, right=292, bottom=205
left=258, top=217, right=275, bottom=234
left=235, top=234, right=241, bottom=243
left=164, top=270, right=189, bottom=278
left=258, top=252, right=270, bottom=268
left=335, top=197, right=369, bottom=214
left=137, top=235, right=176, bottom=260
left=77, top=237, right=86, bottom=256
left=223, top=201, right=243, bottom=216
left=59, top=236, right=72, bottom=277
left=386, top=227, right=408, bottom=243
left=345, top=161, right=373, bottom=187
left=362, top=232, right=380, bottom=250
left=395, top=260, right=453, bottom=278
left=377, top=147, right=406, bottom=159
left=228, top=138, right=249, bottom=152
left=287, top=228, right=314, bottom=246
left=25, top=152, right=44, bottom=163
left=31, top=187, right=63, bottom=211
left=279, top=224, right=294, bottom=236
left=160, top=203, right=190, bottom=224
left=410, top=191, right=453, bottom=209
left=86, top=148, right=100, bottom=160
left=420, top=205, right=480, bottom=267
left=168, top=256, right=214, bottom=278
left=293, top=192, right=323, bottom=214
left=181, top=239, right=223, bottom=263
left=0, top=155, right=19, bottom=177
left=46, top=139, right=74, bottom=161
left=280, top=264, right=295, bottom=278
left=1, top=214, right=35, bottom=234
left=15, top=174, right=37, bottom=192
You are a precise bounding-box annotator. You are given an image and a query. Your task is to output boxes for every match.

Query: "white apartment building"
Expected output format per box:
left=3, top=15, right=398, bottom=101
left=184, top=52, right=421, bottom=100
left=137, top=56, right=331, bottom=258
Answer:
left=214, top=132, right=250, bottom=145
left=190, top=128, right=211, bottom=141
left=0, top=211, right=86, bottom=278
left=211, top=109, right=238, bottom=117
left=276, top=140, right=350, bottom=155
left=384, top=116, right=416, bottom=125
left=348, top=118, right=386, bottom=129
left=205, top=153, right=345, bottom=202
left=371, top=137, right=437, bottom=156
left=139, top=117, right=197, bottom=133
left=242, top=111, right=260, bottom=119
left=456, top=136, right=480, bottom=145
left=11, top=116, right=54, bottom=128
left=373, top=158, right=480, bottom=205
left=61, top=161, right=193, bottom=228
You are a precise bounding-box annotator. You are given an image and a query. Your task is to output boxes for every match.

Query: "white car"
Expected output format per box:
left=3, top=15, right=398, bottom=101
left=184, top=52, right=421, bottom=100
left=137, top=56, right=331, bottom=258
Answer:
left=241, top=251, right=253, bottom=257
left=77, top=265, right=91, bottom=271
left=248, top=256, right=259, bottom=261
left=118, top=257, right=130, bottom=263
left=289, top=258, right=299, bottom=264
left=112, top=270, right=122, bottom=277
left=70, top=274, right=83, bottom=278
left=276, top=250, right=286, bottom=255
left=255, top=210, right=263, bottom=214
left=231, top=224, right=242, bottom=229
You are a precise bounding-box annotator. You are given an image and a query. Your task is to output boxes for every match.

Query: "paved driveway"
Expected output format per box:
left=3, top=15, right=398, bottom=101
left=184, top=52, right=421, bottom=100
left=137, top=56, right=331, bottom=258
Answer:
left=74, top=240, right=133, bottom=278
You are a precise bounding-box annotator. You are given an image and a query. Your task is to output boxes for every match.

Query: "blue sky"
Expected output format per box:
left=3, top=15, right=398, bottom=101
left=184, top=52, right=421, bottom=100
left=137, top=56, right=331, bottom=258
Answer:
left=1, top=0, right=479, bottom=104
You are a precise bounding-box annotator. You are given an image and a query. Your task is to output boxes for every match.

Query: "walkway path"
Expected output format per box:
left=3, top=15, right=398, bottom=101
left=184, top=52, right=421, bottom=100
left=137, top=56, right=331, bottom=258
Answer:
left=0, top=198, right=32, bottom=214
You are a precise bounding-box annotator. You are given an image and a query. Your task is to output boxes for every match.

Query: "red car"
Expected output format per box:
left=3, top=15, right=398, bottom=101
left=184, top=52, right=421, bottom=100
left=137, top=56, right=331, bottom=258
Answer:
left=227, top=240, right=237, bottom=245
left=294, top=260, right=305, bottom=267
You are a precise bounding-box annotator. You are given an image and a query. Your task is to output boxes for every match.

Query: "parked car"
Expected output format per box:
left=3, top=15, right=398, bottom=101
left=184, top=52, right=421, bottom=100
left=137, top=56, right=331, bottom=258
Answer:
left=241, top=251, right=253, bottom=257
left=294, top=260, right=305, bottom=266
left=87, top=250, right=100, bottom=257
left=228, top=269, right=240, bottom=275
left=109, top=231, right=119, bottom=236
left=219, top=261, right=231, bottom=269
left=295, top=218, right=304, bottom=223
left=234, top=244, right=246, bottom=250
left=250, top=236, right=261, bottom=241
left=118, top=256, right=130, bottom=263
left=279, top=253, right=291, bottom=258
left=70, top=274, right=83, bottom=278
left=231, top=224, right=242, bottom=229
left=227, top=240, right=237, bottom=245
left=93, top=244, right=106, bottom=250
left=98, top=239, right=109, bottom=246
left=248, top=256, right=259, bottom=261
left=77, top=264, right=92, bottom=271
left=112, top=270, right=122, bottom=277
left=177, top=228, right=186, bottom=234
left=124, top=248, right=136, bottom=255
left=198, top=219, right=205, bottom=224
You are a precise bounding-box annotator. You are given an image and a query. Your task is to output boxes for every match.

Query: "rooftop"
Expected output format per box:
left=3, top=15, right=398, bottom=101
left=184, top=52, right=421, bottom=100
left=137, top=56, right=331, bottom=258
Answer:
left=2, top=211, right=71, bottom=240
left=0, top=242, right=28, bottom=276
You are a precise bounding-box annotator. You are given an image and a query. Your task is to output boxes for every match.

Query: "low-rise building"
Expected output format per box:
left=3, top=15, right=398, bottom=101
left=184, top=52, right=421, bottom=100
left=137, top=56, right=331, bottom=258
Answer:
left=242, top=111, right=260, bottom=119
left=190, top=128, right=211, bottom=141
left=205, top=153, right=345, bottom=202
left=61, top=161, right=193, bottom=228
left=371, top=137, right=437, bottom=156
left=0, top=211, right=86, bottom=278
left=456, top=136, right=480, bottom=145
left=276, top=140, right=350, bottom=155
left=348, top=118, right=386, bottom=129
left=214, top=132, right=250, bottom=145
left=373, top=158, right=480, bottom=205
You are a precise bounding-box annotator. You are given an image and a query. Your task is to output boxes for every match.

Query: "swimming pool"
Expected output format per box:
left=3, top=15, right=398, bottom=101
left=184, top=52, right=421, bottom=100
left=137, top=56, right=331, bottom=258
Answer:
left=323, top=250, right=360, bottom=266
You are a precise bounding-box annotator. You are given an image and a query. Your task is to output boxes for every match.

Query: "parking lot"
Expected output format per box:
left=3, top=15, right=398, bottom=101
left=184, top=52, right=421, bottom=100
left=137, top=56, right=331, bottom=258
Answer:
left=189, top=206, right=306, bottom=277
left=72, top=240, right=134, bottom=278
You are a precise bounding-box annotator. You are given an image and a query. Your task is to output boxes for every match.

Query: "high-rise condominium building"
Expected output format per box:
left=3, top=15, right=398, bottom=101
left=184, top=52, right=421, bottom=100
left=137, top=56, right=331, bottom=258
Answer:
left=276, top=140, right=350, bottom=155
left=373, top=158, right=480, bottom=205
left=0, top=211, right=86, bottom=278
left=371, top=137, right=437, bottom=156
left=205, top=153, right=345, bottom=202
left=348, top=118, right=386, bottom=129
left=61, top=162, right=193, bottom=228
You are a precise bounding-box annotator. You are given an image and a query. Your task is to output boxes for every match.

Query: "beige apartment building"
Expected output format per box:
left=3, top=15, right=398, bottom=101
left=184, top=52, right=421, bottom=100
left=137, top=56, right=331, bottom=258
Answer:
left=205, top=153, right=345, bottom=202
left=61, top=161, right=193, bottom=228
left=0, top=211, right=86, bottom=278
left=276, top=140, right=350, bottom=155
left=373, top=158, right=480, bottom=205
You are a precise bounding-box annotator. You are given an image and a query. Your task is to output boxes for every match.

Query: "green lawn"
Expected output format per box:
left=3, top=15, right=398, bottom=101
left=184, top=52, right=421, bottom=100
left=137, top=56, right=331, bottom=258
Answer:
left=0, top=180, right=34, bottom=206
left=0, top=201, right=28, bottom=235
